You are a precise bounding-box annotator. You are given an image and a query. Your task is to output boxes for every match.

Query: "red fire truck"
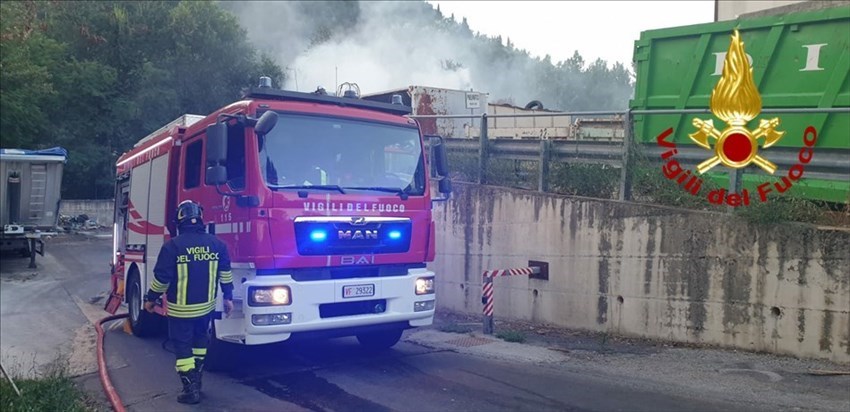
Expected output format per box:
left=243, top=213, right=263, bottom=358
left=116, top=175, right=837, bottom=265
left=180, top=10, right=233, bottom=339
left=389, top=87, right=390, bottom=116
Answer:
left=104, top=78, right=451, bottom=361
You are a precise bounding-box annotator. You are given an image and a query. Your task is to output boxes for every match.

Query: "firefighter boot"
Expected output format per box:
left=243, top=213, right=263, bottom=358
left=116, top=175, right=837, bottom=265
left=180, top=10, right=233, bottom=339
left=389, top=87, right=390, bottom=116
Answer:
left=177, top=370, right=201, bottom=404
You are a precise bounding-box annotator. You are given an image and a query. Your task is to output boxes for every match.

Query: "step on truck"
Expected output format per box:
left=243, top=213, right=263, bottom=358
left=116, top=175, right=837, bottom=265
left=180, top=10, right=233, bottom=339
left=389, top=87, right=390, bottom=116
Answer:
left=104, top=78, right=452, bottom=360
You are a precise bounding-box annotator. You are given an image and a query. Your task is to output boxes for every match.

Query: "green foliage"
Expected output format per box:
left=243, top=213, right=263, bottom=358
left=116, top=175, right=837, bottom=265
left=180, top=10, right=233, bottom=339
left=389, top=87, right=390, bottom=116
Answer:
left=626, top=142, right=725, bottom=210
left=0, top=1, right=64, bottom=149
left=1, top=0, right=283, bottom=199
left=630, top=164, right=724, bottom=211
left=445, top=149, right=620, bottom=199
left=734, top=194, right=824, bottom=225
left=625, top=144, right=843, bottom=225
left=485, top=159, right=538, bottom=191
left=0, top=376, right=95, bottom=412
left=495, top=330, right=526, bottom=343
left=477, top=33, right=633, bottom=111
left=548, top=163, right=619, bottom=199
left=446, top=152, right=480, bottom=183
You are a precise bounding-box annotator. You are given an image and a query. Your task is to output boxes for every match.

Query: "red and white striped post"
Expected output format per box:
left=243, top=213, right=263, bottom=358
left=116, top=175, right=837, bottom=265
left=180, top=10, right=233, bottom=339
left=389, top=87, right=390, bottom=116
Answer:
left=482, top=276, right=495, bottom=334
left=481, top=266, right=542, bottom=335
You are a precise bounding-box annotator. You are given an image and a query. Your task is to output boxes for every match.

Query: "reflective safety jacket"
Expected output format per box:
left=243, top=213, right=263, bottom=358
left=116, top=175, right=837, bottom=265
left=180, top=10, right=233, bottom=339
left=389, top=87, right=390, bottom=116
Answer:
left=147, top=226, right=233, bottom=318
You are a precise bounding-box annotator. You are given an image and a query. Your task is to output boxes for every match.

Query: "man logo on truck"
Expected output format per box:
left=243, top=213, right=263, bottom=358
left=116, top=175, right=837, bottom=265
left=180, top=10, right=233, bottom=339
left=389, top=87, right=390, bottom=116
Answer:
left=338, top=230, right=378, bottom=240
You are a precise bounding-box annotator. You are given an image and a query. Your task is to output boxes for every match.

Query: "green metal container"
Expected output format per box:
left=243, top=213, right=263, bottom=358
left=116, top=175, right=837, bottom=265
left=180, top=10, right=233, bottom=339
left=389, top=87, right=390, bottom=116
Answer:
left=630, top=5, right=849, bottom=203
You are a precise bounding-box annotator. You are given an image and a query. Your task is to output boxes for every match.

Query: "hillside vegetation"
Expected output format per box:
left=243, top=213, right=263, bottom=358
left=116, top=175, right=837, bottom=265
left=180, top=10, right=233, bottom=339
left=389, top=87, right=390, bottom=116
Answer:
left=2, top=1, right=632, bottom=199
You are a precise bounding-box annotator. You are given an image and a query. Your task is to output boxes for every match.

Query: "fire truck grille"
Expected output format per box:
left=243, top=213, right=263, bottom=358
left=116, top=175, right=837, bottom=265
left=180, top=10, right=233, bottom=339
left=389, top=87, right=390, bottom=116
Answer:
left=294, top=220, right=412, bottom=256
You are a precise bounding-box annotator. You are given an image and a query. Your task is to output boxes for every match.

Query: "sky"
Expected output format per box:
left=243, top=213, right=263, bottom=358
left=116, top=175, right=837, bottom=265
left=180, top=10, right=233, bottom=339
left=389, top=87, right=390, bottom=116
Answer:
left=427, top=1, right=716, bottom=66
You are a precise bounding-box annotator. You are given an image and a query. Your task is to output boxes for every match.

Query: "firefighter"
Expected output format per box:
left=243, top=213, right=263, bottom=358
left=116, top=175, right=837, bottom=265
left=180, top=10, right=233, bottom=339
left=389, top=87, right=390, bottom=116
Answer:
left=143, top=200, right=234, bottom=404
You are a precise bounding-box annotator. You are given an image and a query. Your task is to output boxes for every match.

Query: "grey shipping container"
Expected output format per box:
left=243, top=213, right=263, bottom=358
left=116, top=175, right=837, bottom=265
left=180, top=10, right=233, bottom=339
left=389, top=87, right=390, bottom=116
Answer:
left=1, top=147, right=67, bottom=232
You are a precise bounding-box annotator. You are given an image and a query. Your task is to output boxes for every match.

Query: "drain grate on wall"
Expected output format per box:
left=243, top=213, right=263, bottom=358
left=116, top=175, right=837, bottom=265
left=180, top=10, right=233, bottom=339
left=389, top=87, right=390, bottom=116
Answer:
left=444, top=336, right=496, bottom=347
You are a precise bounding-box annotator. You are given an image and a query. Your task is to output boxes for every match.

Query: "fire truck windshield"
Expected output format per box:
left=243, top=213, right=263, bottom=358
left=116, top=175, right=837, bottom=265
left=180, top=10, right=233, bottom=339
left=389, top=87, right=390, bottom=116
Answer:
left=257, top=113, right=426, bottom=196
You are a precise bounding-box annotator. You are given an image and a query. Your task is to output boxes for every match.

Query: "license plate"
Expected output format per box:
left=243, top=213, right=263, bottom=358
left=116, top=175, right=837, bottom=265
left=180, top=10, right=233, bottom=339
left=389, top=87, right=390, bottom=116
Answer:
left=343, top=284, right=375, bottom=298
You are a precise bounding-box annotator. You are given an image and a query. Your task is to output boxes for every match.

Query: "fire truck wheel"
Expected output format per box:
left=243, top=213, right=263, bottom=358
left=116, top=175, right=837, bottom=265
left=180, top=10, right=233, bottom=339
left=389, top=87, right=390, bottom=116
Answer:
left=356, top=328, right=403, bottom=350
left=128, top=271, right=160, bottom=337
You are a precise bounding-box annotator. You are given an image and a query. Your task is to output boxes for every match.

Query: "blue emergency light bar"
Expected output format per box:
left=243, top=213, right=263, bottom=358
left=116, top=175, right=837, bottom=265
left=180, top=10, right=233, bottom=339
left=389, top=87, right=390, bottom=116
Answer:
left=244, top=88, right=412, bottom=116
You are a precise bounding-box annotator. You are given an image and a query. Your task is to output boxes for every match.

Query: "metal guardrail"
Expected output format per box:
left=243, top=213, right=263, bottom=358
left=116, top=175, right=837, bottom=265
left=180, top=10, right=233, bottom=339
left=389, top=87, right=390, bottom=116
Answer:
left=442, top=139, right=850, bottom=178
left=418, top=108, right=850, bottom=203
left=442, top=139, right=625, bottom=164
left=640, top=145, right=850, bottom=181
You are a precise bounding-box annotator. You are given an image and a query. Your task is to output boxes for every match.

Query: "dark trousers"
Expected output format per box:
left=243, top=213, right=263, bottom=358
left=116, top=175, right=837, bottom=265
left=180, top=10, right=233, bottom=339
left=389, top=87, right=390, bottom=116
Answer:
left=168, top=314, right=211, bottom=372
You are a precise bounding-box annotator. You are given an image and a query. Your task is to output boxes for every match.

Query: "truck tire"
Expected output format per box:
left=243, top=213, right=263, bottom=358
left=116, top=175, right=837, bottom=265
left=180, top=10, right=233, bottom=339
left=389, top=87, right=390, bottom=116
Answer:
left=128, top=271, right=160, bottom=337
left=524, top=100, right=544, bottom=110
left=356, top=329, right=403, bottom=350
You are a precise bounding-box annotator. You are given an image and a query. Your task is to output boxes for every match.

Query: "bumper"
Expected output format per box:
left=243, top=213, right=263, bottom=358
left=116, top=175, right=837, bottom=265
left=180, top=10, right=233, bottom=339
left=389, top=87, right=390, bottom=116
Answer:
left=215, top=267, right=435, bottom=345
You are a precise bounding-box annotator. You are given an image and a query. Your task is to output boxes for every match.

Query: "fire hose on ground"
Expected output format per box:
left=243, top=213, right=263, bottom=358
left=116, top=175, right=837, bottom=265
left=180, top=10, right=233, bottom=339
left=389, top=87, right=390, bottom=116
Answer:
left=96, top=314, right=128, bottom=412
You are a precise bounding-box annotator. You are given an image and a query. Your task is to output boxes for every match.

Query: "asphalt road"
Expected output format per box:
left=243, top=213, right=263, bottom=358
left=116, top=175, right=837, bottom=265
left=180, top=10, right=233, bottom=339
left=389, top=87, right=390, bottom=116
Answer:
left=77, top=326, right=753, bottom=412
left=2, top=235, right=848, bottom=412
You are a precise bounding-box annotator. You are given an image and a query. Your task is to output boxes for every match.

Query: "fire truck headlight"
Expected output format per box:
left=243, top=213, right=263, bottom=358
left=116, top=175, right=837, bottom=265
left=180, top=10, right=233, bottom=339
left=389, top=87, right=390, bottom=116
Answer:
left=415, top=277, right=434, bottom=295
left=248, top=286, right=292, bottom=306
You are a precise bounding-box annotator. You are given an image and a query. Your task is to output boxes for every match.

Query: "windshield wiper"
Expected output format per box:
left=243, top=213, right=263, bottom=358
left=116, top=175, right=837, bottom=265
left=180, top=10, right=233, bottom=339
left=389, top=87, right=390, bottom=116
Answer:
left=343, top=186, right=409, bottom=199
left=270, top=184, right=346, bottom=194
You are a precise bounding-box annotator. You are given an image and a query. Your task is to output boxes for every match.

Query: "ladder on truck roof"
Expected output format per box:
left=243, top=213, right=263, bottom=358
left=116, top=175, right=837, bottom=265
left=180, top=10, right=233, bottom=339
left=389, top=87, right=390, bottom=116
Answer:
left=133, top=114, right=205, bottom=147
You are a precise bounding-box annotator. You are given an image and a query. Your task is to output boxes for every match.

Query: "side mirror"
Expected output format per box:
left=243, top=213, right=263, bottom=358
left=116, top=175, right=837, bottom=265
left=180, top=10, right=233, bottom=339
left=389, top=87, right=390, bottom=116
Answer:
left=431, top=136, right=449, bottom=177
left=254, top=111, right=278, bottom=136
left=206, top=122, right=227, bottom=163
left=205, top=165, right=227, bottom=185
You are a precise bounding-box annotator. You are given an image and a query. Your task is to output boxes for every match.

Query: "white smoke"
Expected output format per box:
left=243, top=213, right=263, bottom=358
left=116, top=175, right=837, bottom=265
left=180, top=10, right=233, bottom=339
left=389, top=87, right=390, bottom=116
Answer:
left=224, top=1, right=542, bottom=104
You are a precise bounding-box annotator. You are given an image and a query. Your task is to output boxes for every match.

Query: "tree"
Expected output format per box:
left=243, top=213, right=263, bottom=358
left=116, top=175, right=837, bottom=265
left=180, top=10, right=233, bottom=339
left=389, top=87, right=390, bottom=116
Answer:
left=0, top=1, right=284, bottom=199
left=0, top=1, right=62, bottom=149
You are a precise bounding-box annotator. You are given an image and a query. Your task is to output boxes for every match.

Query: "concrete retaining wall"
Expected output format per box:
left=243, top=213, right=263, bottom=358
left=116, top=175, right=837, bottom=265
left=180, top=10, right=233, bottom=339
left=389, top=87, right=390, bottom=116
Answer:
left=59, top=199, right=114, bottom=226
left=429, top=183, right=850, bottom=363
